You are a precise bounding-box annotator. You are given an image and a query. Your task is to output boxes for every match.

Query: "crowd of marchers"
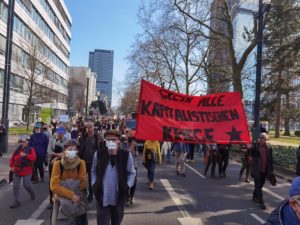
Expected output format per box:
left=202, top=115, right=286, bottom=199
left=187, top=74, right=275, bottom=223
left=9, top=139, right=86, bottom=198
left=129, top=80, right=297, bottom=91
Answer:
left=5, top=114, right=300, bottom=225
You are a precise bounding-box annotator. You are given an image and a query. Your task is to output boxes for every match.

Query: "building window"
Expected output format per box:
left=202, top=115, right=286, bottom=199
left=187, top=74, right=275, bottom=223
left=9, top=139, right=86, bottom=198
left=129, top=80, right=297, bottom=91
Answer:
left=0, top=1, right=8, bottom=22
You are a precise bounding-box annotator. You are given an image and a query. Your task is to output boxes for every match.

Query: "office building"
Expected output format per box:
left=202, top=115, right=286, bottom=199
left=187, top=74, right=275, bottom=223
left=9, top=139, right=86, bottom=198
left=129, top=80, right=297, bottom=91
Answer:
left=0, top=0, right=71, bottom=125
left=88, top=49, right=114, bottom=106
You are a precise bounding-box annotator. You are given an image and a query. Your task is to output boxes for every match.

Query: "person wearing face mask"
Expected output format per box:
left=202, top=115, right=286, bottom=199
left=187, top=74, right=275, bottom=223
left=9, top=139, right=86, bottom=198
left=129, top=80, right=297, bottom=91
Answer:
left=50, top=139, right=88, bottom=225
left=29, top=123, right=49, bottom=183
left=9, top=136, right=37, bottom=208
left=91, top=130, right=136, bottom=225
left=71, top=124, right=79, bottom=140
left=251, top=133, right=274, bottom=210
left=264, top=176, right=300, bottom=225
left=78, top=121, right=101, bottom=203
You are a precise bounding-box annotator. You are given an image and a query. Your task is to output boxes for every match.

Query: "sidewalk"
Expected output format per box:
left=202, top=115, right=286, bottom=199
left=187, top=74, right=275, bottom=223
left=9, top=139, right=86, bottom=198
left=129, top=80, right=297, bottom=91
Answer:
left=0, top=135, right=19, bottom=186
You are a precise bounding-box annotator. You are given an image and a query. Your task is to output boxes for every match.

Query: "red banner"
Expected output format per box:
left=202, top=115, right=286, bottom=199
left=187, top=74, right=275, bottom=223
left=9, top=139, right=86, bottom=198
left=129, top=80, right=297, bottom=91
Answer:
left=135, top=80, right=251, bottom=144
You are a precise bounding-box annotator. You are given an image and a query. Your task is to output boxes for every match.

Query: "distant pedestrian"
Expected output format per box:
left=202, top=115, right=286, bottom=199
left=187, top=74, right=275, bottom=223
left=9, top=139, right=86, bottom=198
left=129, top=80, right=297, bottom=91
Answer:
left=186, top=143, right=195, bottom=163
left=161, top=141, right=172, bottom=163
left=126, top=136, right=138, bottom=205
left=217, top=144, right=230, bottom=178
left=0, top=119, right=7, bottom=157
left=173, top=142, right=188, bottom=177
left=296, top=145, right=300, bottom=176
left=143, top=140, right=161, bottom=190
left=9, top=136, right=36, bottom=208
left=29, top=123, right=49, bottom=183
left=239, top=143, right=252, bottom=183
left=91, top=130, right=136, bottom=225
left=264, top=176, right=300, bottom=225
left=204, top=144, right=218, bottom=178
left=251, top=133, right=274, bottom=210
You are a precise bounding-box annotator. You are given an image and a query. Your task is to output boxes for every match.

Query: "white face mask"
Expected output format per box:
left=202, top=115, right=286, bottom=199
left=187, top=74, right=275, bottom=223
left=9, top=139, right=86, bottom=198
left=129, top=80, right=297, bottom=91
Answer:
left=106, top=141, right=117, bottom=150
left=66, top=149, right=77, bottom=159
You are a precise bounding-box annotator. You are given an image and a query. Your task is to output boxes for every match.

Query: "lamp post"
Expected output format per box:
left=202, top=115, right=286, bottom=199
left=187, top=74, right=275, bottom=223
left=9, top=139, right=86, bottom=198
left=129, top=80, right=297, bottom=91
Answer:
left=1, top=0, right=15, bottom=154
left=253, top=0, right=271, bottom=143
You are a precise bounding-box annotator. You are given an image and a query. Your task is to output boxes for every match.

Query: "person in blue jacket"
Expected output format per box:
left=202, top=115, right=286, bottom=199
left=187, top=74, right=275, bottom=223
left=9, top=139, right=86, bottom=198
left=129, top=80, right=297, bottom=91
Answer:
left=29, top=122, right=49, bottom=183
left=264, top=176, right=300, bottom=225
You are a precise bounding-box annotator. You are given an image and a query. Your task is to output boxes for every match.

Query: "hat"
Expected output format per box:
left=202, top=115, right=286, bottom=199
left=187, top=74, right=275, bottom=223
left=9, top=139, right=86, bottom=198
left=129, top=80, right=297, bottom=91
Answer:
left=289, top=177, right=300, bottom=197
left=18, top=135, right=29, bottom=143
left=34, top=123, right=42, bottom=128
left=56, top=127, right=65, bottom=134
left=65, top=139, right=78, bottom=147
left=104, top=129, right=121, bottom=138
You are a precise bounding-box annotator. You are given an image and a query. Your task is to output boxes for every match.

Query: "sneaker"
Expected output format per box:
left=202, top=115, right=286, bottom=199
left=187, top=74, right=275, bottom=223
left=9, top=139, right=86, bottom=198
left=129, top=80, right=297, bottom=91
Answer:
left=245, top=178, right=250, bottom=183
left=259, top=202, right=267, bottom=210
left=176, top=170, right=180, bottom=175
left=10, top=201, right=21, bottom=209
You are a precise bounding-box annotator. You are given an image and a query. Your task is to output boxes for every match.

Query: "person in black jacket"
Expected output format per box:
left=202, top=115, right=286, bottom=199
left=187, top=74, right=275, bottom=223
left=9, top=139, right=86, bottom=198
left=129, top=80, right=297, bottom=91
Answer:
left=78, top=121, right=101, bottom=203
left=264, top=176, right=300, bottom=225
left=296, top=146, right=300, bottom=176
left=251, top=133, right=274, bottom=210
left=91, top=129, right=136, bottom=225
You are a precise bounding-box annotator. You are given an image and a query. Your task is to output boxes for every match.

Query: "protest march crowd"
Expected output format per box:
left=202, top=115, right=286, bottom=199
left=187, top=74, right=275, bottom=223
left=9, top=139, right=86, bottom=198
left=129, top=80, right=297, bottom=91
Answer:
left=5, top=80, right=300, bottom=225
left=6, top=113, right=300, bottom=225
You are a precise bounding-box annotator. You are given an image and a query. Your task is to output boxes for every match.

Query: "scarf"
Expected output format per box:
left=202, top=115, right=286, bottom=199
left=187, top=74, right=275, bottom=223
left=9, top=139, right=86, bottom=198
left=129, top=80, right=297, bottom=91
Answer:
left=282, top=203, right=300, bottom=225
left=61, top=155, right=81, bottom=170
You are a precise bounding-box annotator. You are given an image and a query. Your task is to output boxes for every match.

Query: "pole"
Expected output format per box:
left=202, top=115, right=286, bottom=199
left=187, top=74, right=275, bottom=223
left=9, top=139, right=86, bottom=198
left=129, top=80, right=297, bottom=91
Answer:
left=85, top=77, right=89, bottom=118
left=1, top=0, right=15, bottom=153
left=253, top=0, right=264, bottom=143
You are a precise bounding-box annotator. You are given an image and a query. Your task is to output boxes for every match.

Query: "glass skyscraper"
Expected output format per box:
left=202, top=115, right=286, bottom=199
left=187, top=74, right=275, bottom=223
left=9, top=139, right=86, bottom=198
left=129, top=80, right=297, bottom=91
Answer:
left=88, top=49, right=114, bottom=106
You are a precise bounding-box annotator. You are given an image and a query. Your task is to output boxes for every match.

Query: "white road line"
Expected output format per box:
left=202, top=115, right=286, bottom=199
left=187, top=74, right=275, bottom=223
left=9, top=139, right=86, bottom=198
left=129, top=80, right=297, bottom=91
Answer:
left=250, top=213, right=265, bottom=224
left=185, top=163, right=206, bottom=179
left=160, top=179, right=204, bottom=225
left=262, top=187, right=285, bottom=201
left=30, top=196, right=49, bottom=219
left=15, top=219, right=44, bottom=225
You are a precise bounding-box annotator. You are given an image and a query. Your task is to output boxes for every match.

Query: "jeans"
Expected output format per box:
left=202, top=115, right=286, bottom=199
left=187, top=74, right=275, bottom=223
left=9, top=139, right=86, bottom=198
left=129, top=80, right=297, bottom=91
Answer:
left=13, top=173, right=35, bottom=202
left=175, top=152, right=185, bottom=174
left=96, top=202, right=124, bottom=225
left=146, top=161, right=156, bottom=182
left=86, top=162, right=93, bottom=201
left=253, top=172, right=267, bottom=203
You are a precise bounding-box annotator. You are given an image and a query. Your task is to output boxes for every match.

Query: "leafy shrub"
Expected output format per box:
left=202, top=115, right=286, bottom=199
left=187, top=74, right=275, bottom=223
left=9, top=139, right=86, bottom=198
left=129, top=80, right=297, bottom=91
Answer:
left=295, top=130, right=300, bottom=137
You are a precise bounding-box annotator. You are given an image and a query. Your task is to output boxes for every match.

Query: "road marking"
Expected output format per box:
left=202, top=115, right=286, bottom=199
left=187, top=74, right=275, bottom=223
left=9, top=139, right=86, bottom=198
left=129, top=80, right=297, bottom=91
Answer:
left=262, top=187, right=285, bottom=201
left=185, top=163, right=206, bottom=179
left=30, top=196, right=49, bottom=219
left=250, top=213, right=265, bottom=224
left=160, top=179, right=203, bottom=225
left=15, top=219, right=44, bottom=225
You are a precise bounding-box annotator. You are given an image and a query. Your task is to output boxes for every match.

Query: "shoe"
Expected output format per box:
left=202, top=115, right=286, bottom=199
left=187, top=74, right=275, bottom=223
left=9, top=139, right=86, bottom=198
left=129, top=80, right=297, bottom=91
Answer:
left=180, top=173, right=186, bottom=177
left=129, top=197, right=133, bottom=205
left=176, top=170, right=180, bottom=175
left=31, top=193, right=36, bottom=200
left=10, top=201, right=21, bottom=209
left=259, top=202, right=267, bottom=210
left=245, top=178, right=250, bottom=183
left=252, top=196, right=260, bottom=203
left=148, top=182, right=153, bottom=190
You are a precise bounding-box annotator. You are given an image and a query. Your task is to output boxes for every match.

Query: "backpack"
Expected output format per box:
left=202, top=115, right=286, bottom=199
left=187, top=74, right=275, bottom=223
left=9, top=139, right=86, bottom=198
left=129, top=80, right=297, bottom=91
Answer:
left=14, top=146, right=33, bottom=168
left=59, top=161, right=81, bottom=177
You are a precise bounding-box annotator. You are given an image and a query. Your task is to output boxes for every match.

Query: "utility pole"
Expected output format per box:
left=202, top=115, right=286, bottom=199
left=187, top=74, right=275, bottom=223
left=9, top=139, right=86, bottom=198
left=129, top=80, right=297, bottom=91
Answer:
left=253, top=0, right=271, bottom=143
left=1, top=0, right=15, bottom=153
left=85, top=77, right=89, bottom=118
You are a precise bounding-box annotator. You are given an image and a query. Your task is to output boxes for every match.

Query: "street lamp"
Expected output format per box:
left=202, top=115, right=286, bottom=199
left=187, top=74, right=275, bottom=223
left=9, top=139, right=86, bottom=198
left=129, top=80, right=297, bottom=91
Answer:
left=253, top=0, right=271, bottom=143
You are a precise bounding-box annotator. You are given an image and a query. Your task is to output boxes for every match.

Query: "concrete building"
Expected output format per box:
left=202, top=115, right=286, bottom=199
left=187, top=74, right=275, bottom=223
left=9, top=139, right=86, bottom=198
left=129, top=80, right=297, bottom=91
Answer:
left=0, top=0, right=71, bottom=125
left=68, top=67, right=97, bottom=116
left=88, top=49, right=114, bottom=106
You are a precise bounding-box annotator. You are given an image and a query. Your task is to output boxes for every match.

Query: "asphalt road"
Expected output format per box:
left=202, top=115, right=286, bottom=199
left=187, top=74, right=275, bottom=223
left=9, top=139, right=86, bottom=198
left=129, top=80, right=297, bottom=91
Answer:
left=0, top=148, right=294, bottom=225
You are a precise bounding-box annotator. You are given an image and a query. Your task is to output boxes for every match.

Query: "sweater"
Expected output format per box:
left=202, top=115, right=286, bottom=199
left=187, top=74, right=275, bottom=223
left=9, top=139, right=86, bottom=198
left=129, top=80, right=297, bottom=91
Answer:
left=143, top=140, right=161, bottom=163
left=50, top=160, right=88, bottom=200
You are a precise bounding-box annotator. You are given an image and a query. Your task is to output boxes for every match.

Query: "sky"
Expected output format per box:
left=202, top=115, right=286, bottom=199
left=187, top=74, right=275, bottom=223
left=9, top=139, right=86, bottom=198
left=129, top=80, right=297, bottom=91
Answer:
left=64, top=0, right=143, bottom=107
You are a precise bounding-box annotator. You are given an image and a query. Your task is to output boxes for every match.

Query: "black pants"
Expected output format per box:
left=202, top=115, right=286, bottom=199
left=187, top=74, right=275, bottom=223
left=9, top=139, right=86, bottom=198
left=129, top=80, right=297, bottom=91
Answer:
left=96, top=202, right=124, bottom=225
left=218, top=155, right=229, bottom=176
left=86, top=162, right=93, bottom=201
left=204, top=153, right=217, bottom=177
left=33, top=155, right=45, bottom=181
left=253, top=172, right=267, bottom=203
left=187, top=144, right=195, bottom=160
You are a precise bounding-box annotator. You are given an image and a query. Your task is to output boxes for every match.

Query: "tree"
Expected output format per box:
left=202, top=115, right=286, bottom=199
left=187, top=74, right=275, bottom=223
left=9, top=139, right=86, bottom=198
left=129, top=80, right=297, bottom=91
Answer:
left=127, top=0, right=209, bottom=95
left=174, top=0, right=258, bottom=97
left=14, top=39, right=53, bottom=130
left=262, top=0, right=300, bottom=137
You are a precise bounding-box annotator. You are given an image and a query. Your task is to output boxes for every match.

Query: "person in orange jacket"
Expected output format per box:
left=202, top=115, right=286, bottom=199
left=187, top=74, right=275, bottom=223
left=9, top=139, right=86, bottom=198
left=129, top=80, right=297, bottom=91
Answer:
left=9, top=135, right=37, bottom=208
